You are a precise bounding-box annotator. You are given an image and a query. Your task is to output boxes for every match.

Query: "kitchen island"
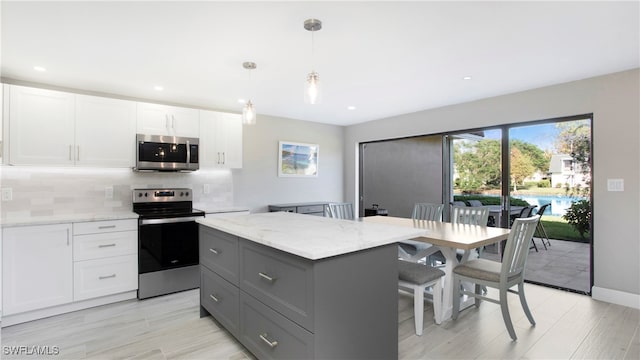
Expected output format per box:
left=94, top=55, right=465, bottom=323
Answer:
left=197, top=212, right=426, bottom=360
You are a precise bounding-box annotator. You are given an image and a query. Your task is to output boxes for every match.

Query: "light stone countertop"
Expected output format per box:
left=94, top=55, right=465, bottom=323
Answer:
left=1, top=211, right=139, bottom=227
left=196, top=212, right=427, bottom=260
left=194, top=204, right=250, bottom=214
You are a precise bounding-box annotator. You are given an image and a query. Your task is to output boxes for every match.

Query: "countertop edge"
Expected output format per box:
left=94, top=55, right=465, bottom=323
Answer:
left=1, top=212, right=139, bottom=227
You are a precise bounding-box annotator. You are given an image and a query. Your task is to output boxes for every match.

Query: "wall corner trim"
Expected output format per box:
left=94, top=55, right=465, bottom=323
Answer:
left=592, top=286, right=640, bottom=309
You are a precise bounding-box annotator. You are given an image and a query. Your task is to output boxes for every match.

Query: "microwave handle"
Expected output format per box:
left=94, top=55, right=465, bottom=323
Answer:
left=186, top=140, right=191, bottom=166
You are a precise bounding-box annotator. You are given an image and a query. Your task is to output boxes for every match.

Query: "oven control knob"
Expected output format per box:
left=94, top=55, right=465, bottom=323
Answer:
left=144, top=192, right=148, bottom=197
left=138, top=193, right=142, bottom=197
left=180, top=192, right=184, bottom=197
left=185, top=191, right=189, bottom=197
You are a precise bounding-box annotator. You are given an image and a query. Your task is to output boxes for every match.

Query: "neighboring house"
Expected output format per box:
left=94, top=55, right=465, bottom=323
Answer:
left=548, top=154, right=589, bottom=188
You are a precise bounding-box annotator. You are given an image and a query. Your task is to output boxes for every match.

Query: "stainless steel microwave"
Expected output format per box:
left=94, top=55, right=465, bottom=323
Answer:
left=135, top=134, right=199, bottom=172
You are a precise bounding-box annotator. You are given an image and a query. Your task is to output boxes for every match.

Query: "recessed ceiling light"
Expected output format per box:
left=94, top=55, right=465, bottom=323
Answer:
left=237, top=98, right=246, bottom=104
left=154, top=86, right=164, bottom=91
left=347, top=106, right=356, bottom=110
left=463, top=76, right=472, bottom=80
left=33, top=66, right=46, bottom=72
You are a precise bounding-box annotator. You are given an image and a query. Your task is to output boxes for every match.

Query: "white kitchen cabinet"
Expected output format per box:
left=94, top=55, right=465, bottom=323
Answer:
left=137, top=102, right=199, bottom=137
left=72, top=219, right=138, bottom=301
left=2, top=224, right=73, bottom=315
left=7, top=85, right=137, bottom=167
left=75, top=95, right=136, bottom=167
left=200, top=110, right=243, bottom=169
left=8, top=85, right=75, bottom=165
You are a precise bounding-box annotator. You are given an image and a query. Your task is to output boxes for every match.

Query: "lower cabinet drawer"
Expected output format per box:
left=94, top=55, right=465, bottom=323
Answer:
left=201, top=266, right=240, bottom=338
left=73, top=230, right=137, bottom=261
left=240, top=292, right=314, bottom=360
left=73, top=255, right=138, bottom=301
left=239, top=240, right=314, bottom=331
left=200, top=226, right=239, bottom=285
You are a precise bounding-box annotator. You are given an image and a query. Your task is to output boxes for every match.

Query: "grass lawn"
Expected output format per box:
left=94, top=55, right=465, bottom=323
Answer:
left=539, top=215, right=589, bottom=243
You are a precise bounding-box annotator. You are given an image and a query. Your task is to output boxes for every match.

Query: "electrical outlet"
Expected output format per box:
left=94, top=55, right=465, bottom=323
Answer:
left=607, top=179, right=624, bottom=192
left=1, top=188, right=13, bottom=201
left=203, top=184, right=210, bottom=194
left=105, top=186, right=114, bottom=199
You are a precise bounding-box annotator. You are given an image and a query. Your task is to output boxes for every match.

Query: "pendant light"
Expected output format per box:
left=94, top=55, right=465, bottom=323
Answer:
left=304, top=18, right=322, bottom=104
left=242, top=61, right=257, bottom=125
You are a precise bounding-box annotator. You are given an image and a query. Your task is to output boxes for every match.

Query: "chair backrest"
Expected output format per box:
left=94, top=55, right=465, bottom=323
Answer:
left=327, top=202, right=354, bottom=220
left=502, top=215, right=540, bottom=280
left=411, top=203, right=444, bottom=221
left=536, top=203, right=551, bottom=217
left=467, top=200, right=484, bottom=207
left=452, top=200, right=467, bottom=207
left=451, top=206, right=490, bottom=226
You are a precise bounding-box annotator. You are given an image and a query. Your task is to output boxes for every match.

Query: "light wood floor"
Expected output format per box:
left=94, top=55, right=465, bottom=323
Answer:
left=1, top=285, right=638, bottom=359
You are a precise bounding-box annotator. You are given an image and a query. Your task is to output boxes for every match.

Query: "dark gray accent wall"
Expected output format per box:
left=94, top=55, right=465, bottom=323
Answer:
left=361, top=136, right=443, bottom=218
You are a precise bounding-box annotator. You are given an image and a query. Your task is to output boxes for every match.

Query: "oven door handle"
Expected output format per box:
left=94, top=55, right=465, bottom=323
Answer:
left=140, top=216, right=203, bottom=225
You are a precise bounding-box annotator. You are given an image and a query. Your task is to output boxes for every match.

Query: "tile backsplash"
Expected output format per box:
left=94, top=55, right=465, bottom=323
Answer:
left=0, top=166, right=234, bottom=220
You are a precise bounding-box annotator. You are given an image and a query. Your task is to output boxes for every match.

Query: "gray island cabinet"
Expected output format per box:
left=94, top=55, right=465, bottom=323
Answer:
left=197, top=212, right=426, bottom=360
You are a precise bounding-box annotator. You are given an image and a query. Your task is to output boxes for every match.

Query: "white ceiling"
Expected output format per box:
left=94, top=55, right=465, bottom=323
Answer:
left=1, top=1, right=638, bottom=126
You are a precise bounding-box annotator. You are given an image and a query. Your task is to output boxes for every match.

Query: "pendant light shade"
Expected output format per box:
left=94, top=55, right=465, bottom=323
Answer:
left=242, top=61, right=257, bottom=125
left=304, top=19, right=322, bottom=104
left=242, top=100, right=256, bottom=125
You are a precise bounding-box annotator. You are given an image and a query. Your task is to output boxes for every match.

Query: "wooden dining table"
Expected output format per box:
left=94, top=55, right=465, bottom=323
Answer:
left=363, top=216, right=511, bottom=321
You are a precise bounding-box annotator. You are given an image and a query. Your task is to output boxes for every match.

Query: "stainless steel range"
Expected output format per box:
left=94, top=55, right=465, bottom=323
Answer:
left=133, top=188, right=205, bottom=299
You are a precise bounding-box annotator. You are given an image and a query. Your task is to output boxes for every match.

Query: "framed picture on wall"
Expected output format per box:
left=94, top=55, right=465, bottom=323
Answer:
left=278, top=141, right=319, bottom=177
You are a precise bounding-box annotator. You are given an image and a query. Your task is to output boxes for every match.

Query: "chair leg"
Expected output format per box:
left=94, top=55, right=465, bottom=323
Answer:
left=414, top=284, right=425, bottom=336
left=518, top=282, right=536, bottom=326
left=452, top=276, right=461, bottom=320
left=499, top=286, right=517, bottom=341
left=529, top=238, right=539, bottom=252
left=538, top=222, right=551, bottom=248
left=433, top=278, right=443, bottom=325
left=474, top=284, right=482, bottom=308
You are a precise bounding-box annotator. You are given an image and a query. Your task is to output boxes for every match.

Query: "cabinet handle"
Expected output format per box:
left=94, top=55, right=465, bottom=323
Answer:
left=98, top=243, right=116, bottom=248
left=98, top=225, right=117, bottom=229
left=171, top=115, right=176, bottom=130
left=165, top=114, right=170, bottom=131
left=222, top=152, right=226, bottom=165
left=259, top=333, right=279, bottom=348
left=258, top=272, right=276, bottom=282
left=99, top=274, right=116, bottom=280
left=66, top=228, right=70, bottom=246
left=217, top=152, right=221, bottom=164
left=209, top=248, right=219, bottom=254
left=209, top=294, right=219, bottom=302
left=77, top=146, right=80, bottom=162
left=69, top=145, right=73, bottom=161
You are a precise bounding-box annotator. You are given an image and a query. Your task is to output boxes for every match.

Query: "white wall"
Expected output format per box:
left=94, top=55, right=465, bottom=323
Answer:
left=345, top=69, right=640, bottom=306
left=233, top=114, right=344, bottom=213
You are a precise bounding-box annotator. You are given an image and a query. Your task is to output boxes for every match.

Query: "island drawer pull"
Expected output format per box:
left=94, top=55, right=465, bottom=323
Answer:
left=259, top=333, right=279, bottom=348
left=98, top=243, right=117, bottom=248
left=98, top=225, right=117, bottom=229
left=209, top=294, right=219, bottom=302
left=209, top=248, right=219, bottom=255
left=258, top=272, right=276, bottom=282
left=99, top=274, right=116, bottom=280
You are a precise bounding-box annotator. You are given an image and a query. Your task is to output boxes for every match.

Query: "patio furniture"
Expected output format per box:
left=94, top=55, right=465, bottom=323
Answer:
left=534, top=203, right=552, bottom=249
left=398, top=260, right=446, bottom=335
left=452, top=215, right=540, bottom=341
left=467, top=199, right=484, bottom=207
left=327, top=202, right=354, bottom=220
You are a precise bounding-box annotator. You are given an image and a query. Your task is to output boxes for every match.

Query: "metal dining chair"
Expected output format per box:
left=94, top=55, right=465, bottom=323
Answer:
left=534, top=203, right=552, bottom=249
left=452, top=215, right=540, bottom=341
left=326, top=202, right=354, bottom=220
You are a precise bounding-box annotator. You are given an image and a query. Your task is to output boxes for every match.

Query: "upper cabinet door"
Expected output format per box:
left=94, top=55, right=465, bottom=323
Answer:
left=199, top=110, right=243, bottom=169
left=137, top=102, right=199, bottom=137
left=8, top=85, right=75, bottom=165
left=216, top=112, right=243, bottom=168
left=75, top=95, right=136, bottom=167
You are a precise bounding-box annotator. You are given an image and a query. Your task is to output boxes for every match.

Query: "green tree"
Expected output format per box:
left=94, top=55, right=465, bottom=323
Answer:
left=555, top=120, right=591, bottom=197
left=510, top=139, right=549, bottom=173
left=510, top=147, right=535, bottom=190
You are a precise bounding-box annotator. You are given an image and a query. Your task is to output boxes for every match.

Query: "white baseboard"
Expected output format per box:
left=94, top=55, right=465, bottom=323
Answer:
left=1, top=291, right=137, bottom=327
left=592, top=286, right=640, bottom=309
